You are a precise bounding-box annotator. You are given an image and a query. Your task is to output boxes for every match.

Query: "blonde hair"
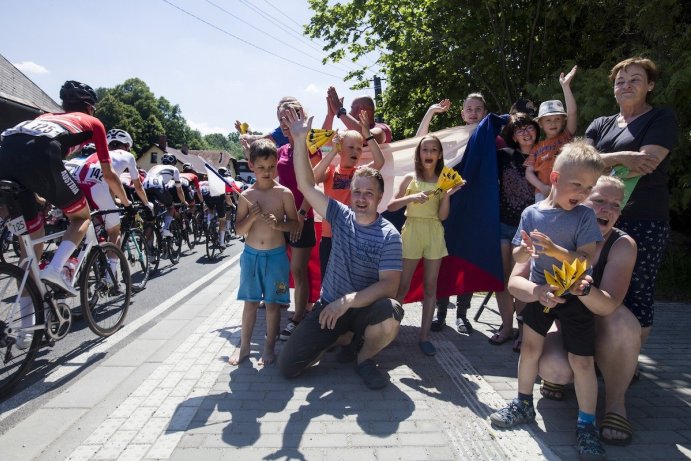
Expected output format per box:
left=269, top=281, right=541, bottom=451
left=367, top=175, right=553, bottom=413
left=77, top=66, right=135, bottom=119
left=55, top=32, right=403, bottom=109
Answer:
left=464, top=92, right=487, bottom=109
left=595, top=175, right=625, bottom=198
left=341, top=130, right=363, bottom=145
left=553, top=139, right=604, bottom=175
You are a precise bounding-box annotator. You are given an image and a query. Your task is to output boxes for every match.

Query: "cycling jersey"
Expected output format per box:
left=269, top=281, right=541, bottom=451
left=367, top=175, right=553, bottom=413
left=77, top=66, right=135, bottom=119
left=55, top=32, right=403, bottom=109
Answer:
left=68, top=149, right=138, bottom=185
left=2, top=112, right=111, bottom=164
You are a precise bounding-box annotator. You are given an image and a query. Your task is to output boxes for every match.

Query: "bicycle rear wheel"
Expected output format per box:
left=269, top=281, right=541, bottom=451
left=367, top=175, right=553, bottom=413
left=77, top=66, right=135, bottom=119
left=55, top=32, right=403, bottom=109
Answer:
left=143, top=223, right=161, bottom=273
left=0, top=262, right=44, bottom=398
left=192, top=211, right=203, bottom=243
left=168, top=220, right=182, bottom=264
left=205, top=219, right=218, bottom=260
left=79, top=243, right=131, bottom=337
left=182, top=217, right=195, bottom=250
left=121, top=229, right=150, bottom=292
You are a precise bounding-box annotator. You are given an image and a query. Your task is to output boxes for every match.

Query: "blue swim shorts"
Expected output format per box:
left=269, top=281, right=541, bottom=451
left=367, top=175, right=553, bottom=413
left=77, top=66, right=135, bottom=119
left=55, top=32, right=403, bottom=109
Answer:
left=237, top=244, right=290, bottom=304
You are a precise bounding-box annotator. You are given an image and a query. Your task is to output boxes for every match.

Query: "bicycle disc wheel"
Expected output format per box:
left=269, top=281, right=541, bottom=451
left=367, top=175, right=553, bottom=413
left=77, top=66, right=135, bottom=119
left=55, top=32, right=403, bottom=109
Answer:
left=79, top=243, right=131, bottom=337
left=205, top=219, right=218, bottom=259
left=143, top=223, right=161, bottom=273
left=0, top=262, right=44, bottom=398
left=168, top=220, right=182, bottom=264
left=121, top=229, right=150, bottom=292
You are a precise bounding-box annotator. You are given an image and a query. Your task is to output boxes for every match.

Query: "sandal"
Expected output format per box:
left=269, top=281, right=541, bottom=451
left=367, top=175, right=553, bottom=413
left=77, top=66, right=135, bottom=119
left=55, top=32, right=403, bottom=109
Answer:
left=600, top=412, right=633, bottom=446
left=539, top=379, right=565, bottom=401
left=488, top=332, right=512, bottom=345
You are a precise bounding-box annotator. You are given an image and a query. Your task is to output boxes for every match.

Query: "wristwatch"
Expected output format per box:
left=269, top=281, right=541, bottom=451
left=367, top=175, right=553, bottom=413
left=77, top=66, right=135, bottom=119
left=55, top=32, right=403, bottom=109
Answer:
left=578, top=283, right=592, bottom=296
left=298, top=209, right=307, bottom=217
left=336, top=107, right=347, bottom=118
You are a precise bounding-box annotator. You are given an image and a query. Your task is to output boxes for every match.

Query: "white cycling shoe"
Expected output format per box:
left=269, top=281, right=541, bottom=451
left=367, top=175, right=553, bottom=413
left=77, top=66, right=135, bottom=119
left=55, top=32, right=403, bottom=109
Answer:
left=40, top=266, right=78, bottom=297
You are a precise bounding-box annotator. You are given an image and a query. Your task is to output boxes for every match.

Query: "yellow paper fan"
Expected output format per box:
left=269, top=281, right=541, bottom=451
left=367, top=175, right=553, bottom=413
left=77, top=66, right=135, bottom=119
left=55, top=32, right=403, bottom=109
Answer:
left=306, top=129, right=335, bottom=154
left=434, top=166, right=464, bottom=194
left=542, top=257, right=588, bottom=312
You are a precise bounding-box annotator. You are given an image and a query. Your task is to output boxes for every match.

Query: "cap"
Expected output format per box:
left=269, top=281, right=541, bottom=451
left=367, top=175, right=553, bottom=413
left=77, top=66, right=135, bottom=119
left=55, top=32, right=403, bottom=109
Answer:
left=536, top=100, right=566, bottom=120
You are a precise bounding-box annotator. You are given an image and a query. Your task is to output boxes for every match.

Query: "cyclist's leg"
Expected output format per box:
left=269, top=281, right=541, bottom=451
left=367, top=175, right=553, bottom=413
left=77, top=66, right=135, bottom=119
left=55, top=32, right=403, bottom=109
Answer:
left=216, top=196, right=227, bottom=246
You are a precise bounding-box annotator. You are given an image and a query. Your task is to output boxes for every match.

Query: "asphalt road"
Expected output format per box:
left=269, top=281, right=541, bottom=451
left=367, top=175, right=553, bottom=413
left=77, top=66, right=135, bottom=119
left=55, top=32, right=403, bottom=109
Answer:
left=0, top=234, right=244, bottom=428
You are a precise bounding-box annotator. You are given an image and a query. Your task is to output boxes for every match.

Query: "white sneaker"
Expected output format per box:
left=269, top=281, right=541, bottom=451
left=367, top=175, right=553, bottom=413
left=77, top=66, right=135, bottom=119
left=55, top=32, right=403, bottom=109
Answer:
left=162, top=228, right=173, bottom=238
left=41, top=266, right=78, bottom=297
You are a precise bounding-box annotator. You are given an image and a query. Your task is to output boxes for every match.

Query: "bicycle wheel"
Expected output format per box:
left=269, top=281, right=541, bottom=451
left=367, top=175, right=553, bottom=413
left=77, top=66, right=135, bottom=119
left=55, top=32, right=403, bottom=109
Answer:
left=79, top=243, right=131, bottom=337
left=182, top=217, right=195, bottom=250
left=0, top=262, right=44, bottom=398
left=192, top=211, right=203, bottom=243
left=121, top=229, right=150, bottom=292
left=143, top=223, right=161, bottom=273
left=205, top=219, right=218, bottom=260
left=168, top=220, right=182, bottom=265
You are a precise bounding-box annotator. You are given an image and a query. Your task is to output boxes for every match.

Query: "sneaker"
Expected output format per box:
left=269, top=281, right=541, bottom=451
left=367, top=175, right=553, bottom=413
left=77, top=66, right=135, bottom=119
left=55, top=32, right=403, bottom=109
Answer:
left=279, top=320, right=298, bottom=341
left=356, top=359, right=389, bottom=389
left=40, top=266, right=78, bottom=297
left=161, top=228, right=173, bottom=238
left=489, top=399, right=536, bottom=428
left=576, top=424, right=606, bottom=460
left=430, top=317, right=445, bottom=332
left=456, top=317, right=473, bottom=334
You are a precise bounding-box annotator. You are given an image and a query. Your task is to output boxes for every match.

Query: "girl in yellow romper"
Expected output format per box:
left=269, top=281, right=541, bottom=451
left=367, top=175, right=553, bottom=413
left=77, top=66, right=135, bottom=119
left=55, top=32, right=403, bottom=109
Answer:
left=387, top=135, right=464, bottom=357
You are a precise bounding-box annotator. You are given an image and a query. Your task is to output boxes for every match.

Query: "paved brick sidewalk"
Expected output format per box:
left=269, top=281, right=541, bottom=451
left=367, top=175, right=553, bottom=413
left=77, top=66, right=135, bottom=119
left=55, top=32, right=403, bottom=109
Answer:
left=0, top=261, right=689, bottom=460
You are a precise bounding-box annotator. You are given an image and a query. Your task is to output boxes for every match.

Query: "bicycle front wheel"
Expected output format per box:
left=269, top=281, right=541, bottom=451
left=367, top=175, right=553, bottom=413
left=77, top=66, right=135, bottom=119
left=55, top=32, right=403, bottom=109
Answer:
left=79, top=243, right=131, bottom=337
left=183, top=217, right=195, bottom=250
left=121, top=229, right=150, bottom=292
left=0, top=262, right=44, bottom=398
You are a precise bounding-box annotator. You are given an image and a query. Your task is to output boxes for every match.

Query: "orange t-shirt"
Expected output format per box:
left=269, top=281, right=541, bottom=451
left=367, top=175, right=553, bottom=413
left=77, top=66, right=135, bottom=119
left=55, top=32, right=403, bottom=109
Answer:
left=321, top=164, right=355, bottom=237
left=524, top=130, right=573, bottom=190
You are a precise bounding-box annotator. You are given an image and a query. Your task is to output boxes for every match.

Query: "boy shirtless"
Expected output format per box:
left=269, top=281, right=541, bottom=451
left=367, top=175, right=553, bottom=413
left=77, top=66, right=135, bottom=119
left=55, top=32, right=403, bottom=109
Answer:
left=231, top=139, right=299, bottom=366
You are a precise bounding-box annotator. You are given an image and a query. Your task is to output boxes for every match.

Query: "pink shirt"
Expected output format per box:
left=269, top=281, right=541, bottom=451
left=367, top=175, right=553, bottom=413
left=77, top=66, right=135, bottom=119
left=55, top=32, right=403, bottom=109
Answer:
left=276, top=144, right=321, bottom=218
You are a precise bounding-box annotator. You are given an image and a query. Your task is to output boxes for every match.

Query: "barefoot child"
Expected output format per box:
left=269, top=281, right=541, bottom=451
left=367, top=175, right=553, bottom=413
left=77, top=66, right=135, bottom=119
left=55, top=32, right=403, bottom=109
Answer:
left=387, top=136, right=464, bottom=357
left=231, top=139, right=299, bottom=366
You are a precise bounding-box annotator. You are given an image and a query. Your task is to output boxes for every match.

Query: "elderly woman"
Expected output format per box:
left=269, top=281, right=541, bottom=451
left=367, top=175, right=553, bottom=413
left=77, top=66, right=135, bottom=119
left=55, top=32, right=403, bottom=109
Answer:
left=585, top=57, right=678, bottom=343
left=510, top=176, right=639, bottom=446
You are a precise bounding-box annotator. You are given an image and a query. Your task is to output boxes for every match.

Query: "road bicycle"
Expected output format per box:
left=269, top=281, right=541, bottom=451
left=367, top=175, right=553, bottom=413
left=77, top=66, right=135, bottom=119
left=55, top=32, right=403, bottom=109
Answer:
left=119, top=205, right=150, bottom=293
left=142, top=205, right=182, bottom=271
left=0, top=180, right=132, bottom=397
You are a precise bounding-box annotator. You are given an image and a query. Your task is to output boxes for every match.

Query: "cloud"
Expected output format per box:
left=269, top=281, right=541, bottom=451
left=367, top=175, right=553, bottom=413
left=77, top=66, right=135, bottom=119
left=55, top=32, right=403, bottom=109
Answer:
left=12, top=61, right=49, bottom=75
left=304, top=83, right=320, bottom=94
left=187, top=120, right=229, bottom=136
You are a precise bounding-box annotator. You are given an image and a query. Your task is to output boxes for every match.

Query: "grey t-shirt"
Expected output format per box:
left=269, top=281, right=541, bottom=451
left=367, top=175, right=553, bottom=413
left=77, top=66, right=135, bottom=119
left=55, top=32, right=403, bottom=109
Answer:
left=512, top=203, right=603, bottom=285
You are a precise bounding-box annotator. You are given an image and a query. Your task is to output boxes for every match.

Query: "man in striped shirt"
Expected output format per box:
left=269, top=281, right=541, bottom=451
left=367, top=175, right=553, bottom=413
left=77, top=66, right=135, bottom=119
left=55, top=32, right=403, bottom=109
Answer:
left=278, top=107, right=403, bottom=390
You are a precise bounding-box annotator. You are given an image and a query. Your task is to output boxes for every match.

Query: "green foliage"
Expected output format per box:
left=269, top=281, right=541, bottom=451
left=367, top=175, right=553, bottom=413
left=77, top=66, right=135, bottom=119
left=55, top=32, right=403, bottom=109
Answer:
left=307, top=0, right=691, bottom=232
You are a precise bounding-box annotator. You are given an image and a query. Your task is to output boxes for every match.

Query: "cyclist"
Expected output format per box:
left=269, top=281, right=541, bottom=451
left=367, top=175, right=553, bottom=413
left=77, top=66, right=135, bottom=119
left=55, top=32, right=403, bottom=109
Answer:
left=180, top=163, right=204, bottom=207
left=201, top=167, right=230, bottom=249
left=0, top=80, right=131, bottom=298
left=143, top=154, right=187, bottom=237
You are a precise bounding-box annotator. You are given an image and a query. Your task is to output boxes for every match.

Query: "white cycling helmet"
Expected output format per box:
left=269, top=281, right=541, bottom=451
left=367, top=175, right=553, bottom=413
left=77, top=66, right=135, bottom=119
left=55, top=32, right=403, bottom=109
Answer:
left=106, top=129, right=133, bottom=147
left=162, top=154, right=177, bottom=165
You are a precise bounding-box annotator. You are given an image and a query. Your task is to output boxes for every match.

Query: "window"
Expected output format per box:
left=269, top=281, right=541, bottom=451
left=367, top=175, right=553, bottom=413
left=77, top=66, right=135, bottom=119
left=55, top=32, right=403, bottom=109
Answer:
left=151, top=152, right=158, bottom=164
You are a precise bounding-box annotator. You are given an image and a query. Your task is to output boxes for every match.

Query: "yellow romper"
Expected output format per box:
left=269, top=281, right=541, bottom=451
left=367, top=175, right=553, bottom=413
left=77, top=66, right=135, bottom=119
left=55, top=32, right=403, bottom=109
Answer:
left=401, top=178, right=448, bottom=260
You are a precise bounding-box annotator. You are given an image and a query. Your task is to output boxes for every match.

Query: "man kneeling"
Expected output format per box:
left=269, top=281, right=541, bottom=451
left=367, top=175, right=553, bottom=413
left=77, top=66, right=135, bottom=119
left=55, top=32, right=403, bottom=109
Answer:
left=278, top=107, right=403, bottom=389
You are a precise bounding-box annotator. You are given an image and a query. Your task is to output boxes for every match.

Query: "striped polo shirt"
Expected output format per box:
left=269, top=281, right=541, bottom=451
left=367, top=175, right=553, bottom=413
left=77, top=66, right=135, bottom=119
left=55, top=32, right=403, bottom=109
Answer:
left=321, top=199, right=402, bottom=304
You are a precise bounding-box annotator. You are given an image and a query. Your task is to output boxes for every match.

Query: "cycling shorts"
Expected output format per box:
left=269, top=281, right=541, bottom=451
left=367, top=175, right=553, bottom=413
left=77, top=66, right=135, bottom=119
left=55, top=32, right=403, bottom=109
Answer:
left=0, top=135, right=87, bottom=233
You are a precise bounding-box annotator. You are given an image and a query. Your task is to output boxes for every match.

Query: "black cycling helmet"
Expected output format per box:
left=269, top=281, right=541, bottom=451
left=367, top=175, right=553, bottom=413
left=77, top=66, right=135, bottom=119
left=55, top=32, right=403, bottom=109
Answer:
left=218, top=167, right=228, bottom=176
left=162, top=154, right=177, bottom=165
left=182, top=163, right=195, bottom=173
left=59, top=80, right=97, bottom=106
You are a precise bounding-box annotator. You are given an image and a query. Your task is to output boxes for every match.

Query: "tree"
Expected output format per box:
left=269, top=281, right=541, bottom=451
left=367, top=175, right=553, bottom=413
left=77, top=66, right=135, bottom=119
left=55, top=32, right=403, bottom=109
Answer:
left=306, top=0, right=691, bottom=230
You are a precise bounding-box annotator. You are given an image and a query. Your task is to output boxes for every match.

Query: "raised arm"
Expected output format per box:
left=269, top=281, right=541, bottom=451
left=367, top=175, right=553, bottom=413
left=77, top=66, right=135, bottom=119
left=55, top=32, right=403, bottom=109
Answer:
left=313, top=145, right=338, bottom=184
left=560, top=66, right=578, bottom=135
left=416, top=99, right=451, bottom=137
left=282, top=108, right=329, bottom=218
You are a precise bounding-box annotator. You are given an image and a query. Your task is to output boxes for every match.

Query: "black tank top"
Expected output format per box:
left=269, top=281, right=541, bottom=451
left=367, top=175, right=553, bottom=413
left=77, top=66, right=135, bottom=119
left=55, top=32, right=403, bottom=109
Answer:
left=591, top=227, right=627, bottom=287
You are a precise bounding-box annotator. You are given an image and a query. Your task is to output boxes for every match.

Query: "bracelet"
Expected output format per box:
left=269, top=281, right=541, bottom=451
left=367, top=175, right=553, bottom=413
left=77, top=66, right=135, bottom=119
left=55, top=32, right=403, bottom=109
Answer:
left=365, top=135, right=375, bottom=142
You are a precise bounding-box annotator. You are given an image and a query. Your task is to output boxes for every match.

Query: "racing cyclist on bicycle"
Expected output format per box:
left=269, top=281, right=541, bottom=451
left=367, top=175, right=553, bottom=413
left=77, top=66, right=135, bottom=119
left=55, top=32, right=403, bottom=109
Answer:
left=143, top=154, right=187, bottom=237
left=0, top=80, right=131, bottom=299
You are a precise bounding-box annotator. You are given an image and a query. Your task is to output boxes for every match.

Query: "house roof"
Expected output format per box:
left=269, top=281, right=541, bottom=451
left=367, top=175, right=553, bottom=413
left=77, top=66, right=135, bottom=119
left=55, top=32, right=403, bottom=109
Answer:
left=0, top=53, right=62, bottom=113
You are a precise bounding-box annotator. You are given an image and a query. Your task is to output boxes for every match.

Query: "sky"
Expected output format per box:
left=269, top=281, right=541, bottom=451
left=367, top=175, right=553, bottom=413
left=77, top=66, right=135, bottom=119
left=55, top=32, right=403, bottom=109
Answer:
left=1, top=0, right=383, bottom=136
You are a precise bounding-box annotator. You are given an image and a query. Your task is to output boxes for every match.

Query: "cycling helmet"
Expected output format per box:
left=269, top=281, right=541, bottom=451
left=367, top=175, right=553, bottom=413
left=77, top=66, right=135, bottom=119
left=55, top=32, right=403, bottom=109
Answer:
left=161, top=154, right=177, bottom=165
left=182, top=163, right=195, bottom=173
left=218, top=167, right=228, bottom=176
left=59, top=80, right=97, bottom=105
left=79, top=143, right=97, bottom=157
left=106, top=129, right=133, bottom=147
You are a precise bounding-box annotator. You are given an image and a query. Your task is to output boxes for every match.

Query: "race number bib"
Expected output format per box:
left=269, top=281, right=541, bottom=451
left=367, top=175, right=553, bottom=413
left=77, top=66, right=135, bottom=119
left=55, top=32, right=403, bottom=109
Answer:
left=7, top=215, right=27, bottom=236
left=2, top=120, right=68, bottom=139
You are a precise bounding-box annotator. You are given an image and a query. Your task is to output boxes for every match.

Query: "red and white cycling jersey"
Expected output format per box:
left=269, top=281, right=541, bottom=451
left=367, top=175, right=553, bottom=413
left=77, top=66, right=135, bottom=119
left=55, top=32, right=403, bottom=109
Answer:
left=67, top=149, right=137, bottom=186
left=2, top=112, right=111, bottom=163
